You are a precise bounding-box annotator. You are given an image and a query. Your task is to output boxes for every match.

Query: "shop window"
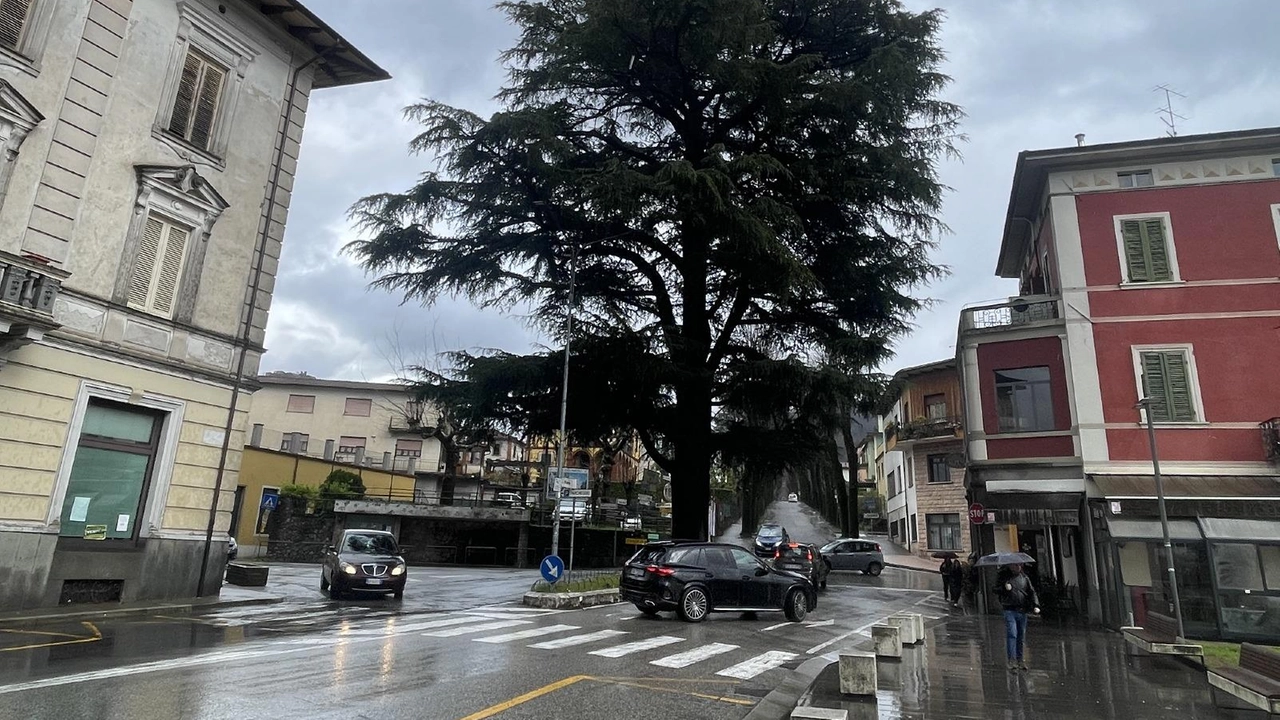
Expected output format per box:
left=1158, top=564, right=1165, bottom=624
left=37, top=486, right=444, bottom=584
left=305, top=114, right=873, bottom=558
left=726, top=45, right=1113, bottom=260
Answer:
left=1262, top=546, right=1280, bottom=591
left=59, top=400, right=164, bottom=540
left=1213, top=543, right=1265, bottom=591
left=994, top=366, right=1055, bottom=432
left=1118, top=542, right=1152, bottom=587
left=927, top=513, right=962, bottom=550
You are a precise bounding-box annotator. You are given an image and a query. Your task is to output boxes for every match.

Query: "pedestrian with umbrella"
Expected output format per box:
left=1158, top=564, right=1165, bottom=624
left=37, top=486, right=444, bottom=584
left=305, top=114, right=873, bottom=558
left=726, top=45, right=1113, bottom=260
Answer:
left=975, top=552, right=1040, bottom=671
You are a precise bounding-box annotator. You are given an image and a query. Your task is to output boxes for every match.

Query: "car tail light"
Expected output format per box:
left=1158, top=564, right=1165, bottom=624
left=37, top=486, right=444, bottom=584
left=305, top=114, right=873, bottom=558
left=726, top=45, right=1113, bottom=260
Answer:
left=774, top=550, right=781, bottom=559
left=875, top=543, right=882, bottom=552
left=646, top=565, right=675, bottom=577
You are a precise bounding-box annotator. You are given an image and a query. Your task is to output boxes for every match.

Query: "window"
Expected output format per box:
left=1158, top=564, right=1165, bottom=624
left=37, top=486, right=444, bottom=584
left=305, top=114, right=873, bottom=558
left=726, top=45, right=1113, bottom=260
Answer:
left=1117, top=169, right=1154, bottom=188
left=286, top=394, right=314, bottom=413
left=395, top=439, right=422, bottom=457
left=126, top=213, right=190, bottom=319
left=337, top=436, right=366, bottom=454
left=994, top=366, right=1055, bottom=433
left=279, top=433, right=308, bottom=453
left=254, top=486, right=278, bottom=535
left=907, top=456, right=914, bottom=488
left=469, top=448, right=484, bottom=464
left=343, top=398, right=373, bottom=417
left=165, top=49, right=228, bottom=151
left=1273, top=159, right=1279, bottom=177
left=887, top=469, right=898, bottom=498
left=924, top=394, right=947, bottom=420
left=730, top=547, right=762, bottom=573
left=0, top=0, right=32, bottom=52
left=58, top=400, right=163, bottom=540
left=927, top=513, right=962, bottom=551
left=927, top=455, right=951, bottom=484
left=909, top=514, right=918, bottom=542
left=1115, top=215, right=1177, bottom=283
left=1138, top=349, right=1200, bottom=423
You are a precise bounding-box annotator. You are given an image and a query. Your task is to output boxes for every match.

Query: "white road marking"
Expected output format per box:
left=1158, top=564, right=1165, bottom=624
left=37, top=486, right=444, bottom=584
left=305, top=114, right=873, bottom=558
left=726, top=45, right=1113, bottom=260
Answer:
left=715, top=651, right=798, bottom=679
left=473, top=624, right=580, bottom=644
left=806, top=624, right=873, bottom=655
left=589, top=635, right=684, bottom=658
left=422, top=620, right=530, bottom=637
left=347, top=617, right=474, bottom=635
left=761, top=622, right=790, bottom=632
left=528, top=629, right=628, bottom=649
left=650, top=643, right=739, bottom=668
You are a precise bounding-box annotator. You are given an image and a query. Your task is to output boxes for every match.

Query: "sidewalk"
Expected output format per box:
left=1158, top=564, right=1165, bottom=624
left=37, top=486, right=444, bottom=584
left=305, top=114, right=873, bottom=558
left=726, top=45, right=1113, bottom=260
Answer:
left=868, top=533, right=944, bottom=573
left=786, top=616, right=1232, bottom=719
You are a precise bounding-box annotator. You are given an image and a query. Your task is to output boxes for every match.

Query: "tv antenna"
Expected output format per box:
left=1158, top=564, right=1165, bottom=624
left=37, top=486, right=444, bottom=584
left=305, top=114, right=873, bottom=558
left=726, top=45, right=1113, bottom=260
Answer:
left=1153, top=85, right=1187, bottom=137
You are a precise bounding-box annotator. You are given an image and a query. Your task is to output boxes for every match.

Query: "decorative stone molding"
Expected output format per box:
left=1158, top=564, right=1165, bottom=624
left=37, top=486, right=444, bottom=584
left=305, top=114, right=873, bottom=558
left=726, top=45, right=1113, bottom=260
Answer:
left=0, top=250, right=68, bottom=368
left=0, top=79, right=43, bottom=203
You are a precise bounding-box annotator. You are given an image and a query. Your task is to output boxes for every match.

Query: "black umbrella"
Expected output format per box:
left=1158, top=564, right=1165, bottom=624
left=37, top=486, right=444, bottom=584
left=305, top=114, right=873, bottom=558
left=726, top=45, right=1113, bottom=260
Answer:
left=974, top=551, right=1035, bottom=567
left=930, top=551, right=959, bottom=559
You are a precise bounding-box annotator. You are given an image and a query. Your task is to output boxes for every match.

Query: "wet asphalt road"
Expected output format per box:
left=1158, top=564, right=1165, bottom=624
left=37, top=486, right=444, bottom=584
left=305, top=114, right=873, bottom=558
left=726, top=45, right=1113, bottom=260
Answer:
left=0, top=504, right=944, bottom=719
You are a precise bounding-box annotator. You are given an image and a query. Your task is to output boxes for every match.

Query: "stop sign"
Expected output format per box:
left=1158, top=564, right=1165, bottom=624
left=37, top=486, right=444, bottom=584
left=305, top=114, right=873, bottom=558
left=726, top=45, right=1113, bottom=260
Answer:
left=968, top=503, right=985, bottom=525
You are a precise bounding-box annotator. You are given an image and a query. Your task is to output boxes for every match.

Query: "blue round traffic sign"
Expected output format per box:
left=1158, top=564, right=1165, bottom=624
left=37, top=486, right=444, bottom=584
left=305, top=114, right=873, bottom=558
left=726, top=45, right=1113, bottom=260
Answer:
left=540, top=555, right=565, bottom=584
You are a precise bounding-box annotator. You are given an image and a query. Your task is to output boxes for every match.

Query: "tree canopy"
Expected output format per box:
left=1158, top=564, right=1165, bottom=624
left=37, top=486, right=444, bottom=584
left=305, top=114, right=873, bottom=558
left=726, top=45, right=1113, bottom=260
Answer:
left=349, top=0, right=960, bottom=539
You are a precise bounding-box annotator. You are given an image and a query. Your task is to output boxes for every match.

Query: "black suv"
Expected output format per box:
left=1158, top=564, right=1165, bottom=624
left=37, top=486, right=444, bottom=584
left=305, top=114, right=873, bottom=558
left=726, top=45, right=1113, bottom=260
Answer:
left=320, top=529, right=407, bottom=600
left=620, top=541, right=817, bottom=623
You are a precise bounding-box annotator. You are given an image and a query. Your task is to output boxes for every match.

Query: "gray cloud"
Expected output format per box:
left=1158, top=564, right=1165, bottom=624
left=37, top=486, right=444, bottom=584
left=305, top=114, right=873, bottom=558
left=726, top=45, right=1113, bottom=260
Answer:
left=265, top=0, right=1280, bottom=381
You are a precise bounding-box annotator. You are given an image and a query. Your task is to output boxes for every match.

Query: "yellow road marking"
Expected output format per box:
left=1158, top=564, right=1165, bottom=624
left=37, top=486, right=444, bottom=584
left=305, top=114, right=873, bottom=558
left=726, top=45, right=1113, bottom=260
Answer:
left=457, top=675, right=592, bottom=720
left=0, top=622, right=101, bottom=653
left=0, top=629, right=86, bottom=640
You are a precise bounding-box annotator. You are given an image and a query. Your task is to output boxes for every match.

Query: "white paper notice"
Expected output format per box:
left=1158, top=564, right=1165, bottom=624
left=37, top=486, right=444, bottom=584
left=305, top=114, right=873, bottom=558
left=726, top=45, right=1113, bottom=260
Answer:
left=116, top=514, right=130, bottom=532
left=69, top=497, right=90, bottom=522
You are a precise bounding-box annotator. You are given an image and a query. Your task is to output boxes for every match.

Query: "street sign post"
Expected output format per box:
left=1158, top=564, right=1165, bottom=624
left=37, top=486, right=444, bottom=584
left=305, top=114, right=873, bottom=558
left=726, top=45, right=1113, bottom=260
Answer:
left=548, top=468, right=591, bottom=499
left=968, top=503, right=985, bottom=525
left=540, top=555, right=565, bottom=584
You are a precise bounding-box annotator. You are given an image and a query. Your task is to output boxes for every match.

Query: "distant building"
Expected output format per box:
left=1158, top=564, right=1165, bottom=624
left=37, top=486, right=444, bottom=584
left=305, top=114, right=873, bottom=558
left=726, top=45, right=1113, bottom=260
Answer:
left=0, top=0, right=385, bottom=610
left=958, top=127, right=1280, bottom=638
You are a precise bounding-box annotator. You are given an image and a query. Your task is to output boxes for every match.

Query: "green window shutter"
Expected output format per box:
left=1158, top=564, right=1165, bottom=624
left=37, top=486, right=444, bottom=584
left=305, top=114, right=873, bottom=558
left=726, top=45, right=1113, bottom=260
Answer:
left=1162, top=352, right=1197, bottom=421
left=1121, top=220, right=1149, bottom=281
left=1140, top=352, right=1168, bottom=421
left=1141, top=219, right=1173, bottom=282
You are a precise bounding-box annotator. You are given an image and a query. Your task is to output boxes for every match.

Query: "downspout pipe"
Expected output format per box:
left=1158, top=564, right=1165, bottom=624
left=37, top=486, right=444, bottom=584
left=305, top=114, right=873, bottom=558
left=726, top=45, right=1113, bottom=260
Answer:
left=195, top=48, right=334, bottom=596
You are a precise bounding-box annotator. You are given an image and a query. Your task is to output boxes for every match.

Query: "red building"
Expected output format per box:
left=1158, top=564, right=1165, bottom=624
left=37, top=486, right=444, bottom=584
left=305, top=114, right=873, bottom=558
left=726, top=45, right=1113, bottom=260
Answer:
left=958, top=128, right=1280, bottom=640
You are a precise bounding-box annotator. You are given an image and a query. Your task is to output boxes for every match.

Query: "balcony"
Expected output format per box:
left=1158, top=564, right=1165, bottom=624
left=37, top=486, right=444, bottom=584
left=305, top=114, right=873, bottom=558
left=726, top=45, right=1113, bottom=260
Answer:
left=898, top=415, right=963, bottom=442
left=0, top=251, right=67, bottom=367
left=960, top=295, right=1062, bottom=334
left=1264, top=418, right=1280, bottom=463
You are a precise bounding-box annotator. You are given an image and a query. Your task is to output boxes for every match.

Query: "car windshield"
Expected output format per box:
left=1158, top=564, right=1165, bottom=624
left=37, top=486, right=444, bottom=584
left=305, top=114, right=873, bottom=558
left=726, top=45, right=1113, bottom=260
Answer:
left=757, top=526, right=783, bottom=539
left=344, top=533, right=398, bottom=554
left=820, top=540, right=844, bottom=553
left=776, top=545, right=810, bottom=560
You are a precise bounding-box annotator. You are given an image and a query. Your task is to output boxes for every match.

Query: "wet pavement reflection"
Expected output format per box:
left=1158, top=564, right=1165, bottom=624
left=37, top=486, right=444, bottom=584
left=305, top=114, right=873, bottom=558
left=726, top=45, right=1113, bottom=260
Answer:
left=803, top=617, right=1243, bottom=719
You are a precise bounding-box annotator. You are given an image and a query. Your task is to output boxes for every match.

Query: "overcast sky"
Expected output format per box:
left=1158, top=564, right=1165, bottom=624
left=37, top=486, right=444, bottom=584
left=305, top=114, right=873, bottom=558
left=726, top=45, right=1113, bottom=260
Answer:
left=264, top=0, right=1280, bottom=381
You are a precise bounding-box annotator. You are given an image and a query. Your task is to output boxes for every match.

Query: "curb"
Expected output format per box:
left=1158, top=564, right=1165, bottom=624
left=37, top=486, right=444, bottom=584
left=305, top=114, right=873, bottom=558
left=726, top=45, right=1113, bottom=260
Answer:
left=884, top=561, right=937, bottom=573
left=0, top=594, right=284, bottom=627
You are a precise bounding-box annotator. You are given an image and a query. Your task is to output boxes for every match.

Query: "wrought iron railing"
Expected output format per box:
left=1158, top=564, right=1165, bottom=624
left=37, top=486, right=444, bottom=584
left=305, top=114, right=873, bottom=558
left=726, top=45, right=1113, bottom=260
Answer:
left=961, top=295, right=1061, bottom=332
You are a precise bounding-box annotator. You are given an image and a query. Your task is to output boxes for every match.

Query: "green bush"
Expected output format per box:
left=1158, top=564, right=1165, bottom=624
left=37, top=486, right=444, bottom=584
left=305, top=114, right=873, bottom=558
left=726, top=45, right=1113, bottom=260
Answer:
left=532, top=574, right=620, bottom=593
left=319, top=469, right=365, bottom=500
left=279, top=483, right=318, bottom=500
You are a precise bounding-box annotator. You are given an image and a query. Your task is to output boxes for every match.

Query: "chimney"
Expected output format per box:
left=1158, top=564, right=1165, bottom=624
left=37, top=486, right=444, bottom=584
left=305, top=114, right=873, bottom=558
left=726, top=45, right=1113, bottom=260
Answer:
left=1075, top=133, right=1086, bottom=147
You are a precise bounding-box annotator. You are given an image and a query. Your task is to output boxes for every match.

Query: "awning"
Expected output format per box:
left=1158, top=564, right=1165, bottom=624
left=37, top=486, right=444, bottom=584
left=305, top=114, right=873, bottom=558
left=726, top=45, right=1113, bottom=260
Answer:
left=1199, top=518, right=1280, bottom=542
left=1091, top=474, right=1280, bottom=500
left=983, top=492, right=1082, bottom=511
left=1107, top=517, right=1203, bottom=541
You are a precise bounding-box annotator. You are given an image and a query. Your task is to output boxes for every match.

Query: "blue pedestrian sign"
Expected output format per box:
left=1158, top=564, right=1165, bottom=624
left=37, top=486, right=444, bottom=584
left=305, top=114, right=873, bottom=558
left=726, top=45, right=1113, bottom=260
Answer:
left=540, top=555, right=565, bottom=584
left=260, top=494, right=278, bottom=510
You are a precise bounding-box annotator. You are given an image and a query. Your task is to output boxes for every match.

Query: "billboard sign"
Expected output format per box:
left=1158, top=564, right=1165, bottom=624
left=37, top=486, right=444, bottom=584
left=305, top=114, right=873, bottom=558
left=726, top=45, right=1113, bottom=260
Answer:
left=548, top=468, right=591, bottom=499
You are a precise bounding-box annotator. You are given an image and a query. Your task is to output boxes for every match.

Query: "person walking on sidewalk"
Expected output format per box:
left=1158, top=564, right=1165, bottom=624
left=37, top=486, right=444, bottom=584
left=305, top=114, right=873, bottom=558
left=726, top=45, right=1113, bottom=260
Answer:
left=939, top=557, right=960, bottom=605
left=996, top=563, right=1040, bottom=671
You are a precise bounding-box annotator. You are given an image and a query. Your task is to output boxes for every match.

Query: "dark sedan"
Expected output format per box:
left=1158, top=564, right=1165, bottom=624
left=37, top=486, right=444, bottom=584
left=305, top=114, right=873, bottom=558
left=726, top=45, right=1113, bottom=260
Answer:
left=320, top=529, right=407, bottom=600
left=620, top=541, right=817, bottom=623
left=753, top=524, right=790, bottom=557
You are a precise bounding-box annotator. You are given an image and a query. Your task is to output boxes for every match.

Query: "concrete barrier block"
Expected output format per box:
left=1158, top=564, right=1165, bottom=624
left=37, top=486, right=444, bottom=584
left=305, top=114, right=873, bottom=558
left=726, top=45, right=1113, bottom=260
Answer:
left=886, top=615, right=918, bottom=645
left=871, top=623, right=902, bottom=658
left=838, top=650, right=877, bottom=696
left=791, top=707, right=849, bottom=720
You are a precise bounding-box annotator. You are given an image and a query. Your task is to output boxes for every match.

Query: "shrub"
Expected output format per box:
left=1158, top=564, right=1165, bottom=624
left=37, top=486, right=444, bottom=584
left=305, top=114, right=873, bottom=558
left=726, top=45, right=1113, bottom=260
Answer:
left=319, top=469, right=365, bottom=500
left=279, top=483, right=318, bottom=500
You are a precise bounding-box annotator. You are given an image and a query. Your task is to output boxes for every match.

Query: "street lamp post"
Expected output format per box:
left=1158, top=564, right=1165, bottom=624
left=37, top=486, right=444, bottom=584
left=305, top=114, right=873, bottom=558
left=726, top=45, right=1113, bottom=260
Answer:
left=1138, top=397, right=1186, bottom=639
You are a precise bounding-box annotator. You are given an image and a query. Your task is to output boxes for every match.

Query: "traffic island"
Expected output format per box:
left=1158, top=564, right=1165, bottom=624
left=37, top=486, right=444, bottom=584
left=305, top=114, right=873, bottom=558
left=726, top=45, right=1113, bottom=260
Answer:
left=522, top=587, right=621, bottom=609
left=522, top=572, right=621, bottom=609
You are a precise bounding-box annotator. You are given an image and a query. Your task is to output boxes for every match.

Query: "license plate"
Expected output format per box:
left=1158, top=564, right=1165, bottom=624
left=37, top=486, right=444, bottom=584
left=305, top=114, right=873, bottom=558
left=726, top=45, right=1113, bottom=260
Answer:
left=366, top=578, right=384, bottom=586
left=626, top=567, right=646, bottom=579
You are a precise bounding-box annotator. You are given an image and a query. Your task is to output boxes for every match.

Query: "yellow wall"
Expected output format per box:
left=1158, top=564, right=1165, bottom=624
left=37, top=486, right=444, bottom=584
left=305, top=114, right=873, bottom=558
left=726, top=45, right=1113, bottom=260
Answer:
left=234, top=447, right=416, bottom=549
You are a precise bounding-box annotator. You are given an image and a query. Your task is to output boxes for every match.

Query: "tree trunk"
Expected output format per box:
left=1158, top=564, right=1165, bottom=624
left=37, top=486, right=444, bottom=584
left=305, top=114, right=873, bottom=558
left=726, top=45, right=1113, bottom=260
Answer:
left=838, top=406, right=860, bottom=539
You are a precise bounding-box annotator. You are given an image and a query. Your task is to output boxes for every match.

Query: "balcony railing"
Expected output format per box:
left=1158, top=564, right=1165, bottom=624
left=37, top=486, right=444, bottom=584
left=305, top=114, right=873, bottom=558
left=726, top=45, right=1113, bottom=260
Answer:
left=0, top=251, right=67, bottom=366
left=1263, top=418, right=1280, bottom=463
left=898, top=415, right=963, bottom=441
left=961, top=295, right=1062, bottom=333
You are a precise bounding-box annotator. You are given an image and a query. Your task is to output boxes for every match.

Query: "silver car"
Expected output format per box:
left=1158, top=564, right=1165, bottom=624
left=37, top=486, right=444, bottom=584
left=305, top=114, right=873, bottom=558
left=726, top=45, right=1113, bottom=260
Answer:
left=819, top=538, right=884, bottom=576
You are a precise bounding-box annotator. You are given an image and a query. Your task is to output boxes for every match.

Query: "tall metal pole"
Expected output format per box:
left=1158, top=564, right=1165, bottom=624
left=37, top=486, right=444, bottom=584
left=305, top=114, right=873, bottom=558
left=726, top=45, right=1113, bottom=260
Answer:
left=1142, top=398, right=1186, bottom=639
left=550, top=247, right=578, bottom=562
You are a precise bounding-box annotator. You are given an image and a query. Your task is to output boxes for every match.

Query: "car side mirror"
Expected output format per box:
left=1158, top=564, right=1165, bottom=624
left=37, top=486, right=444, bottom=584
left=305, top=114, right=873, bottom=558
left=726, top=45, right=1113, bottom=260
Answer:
left=755, top=566, right=768, bottom=577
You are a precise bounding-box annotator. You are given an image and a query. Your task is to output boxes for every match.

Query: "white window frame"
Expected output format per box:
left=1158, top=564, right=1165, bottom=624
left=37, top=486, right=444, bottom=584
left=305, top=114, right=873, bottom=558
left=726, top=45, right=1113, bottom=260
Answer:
left=152, top=1, right=258, bottom=165
left=1117, top=169, right=1154, bottom=188
left=0, top=0, right=57, bottom=75
left=47, top=380, right=186, bottom=537
left=1130, top=344, right=1206, bottom=425
left=1113, top=212, right=1182, bottom=286
left=1270, top=204, right=1280, bottom=254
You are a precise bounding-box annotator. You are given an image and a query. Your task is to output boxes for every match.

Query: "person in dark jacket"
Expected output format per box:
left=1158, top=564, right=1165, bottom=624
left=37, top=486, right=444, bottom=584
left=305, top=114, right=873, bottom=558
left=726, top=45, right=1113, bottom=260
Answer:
left=995, top=563, right=1040, bottom=671
left=939, top=557, right=958, bottom=603
left=947, top=559, right=965, bottom=608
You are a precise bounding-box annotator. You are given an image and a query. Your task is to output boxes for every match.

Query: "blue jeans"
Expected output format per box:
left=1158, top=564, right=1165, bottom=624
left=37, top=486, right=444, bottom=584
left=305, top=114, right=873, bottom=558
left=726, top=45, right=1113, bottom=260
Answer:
left=1004, top=610, right=1028, bottom=660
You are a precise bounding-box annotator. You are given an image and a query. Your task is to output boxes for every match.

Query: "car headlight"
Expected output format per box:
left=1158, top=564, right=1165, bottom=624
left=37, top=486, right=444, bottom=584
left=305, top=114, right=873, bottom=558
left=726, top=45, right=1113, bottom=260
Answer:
left=390, top=565, right=404, bottom=576
left=341, top=562, right=357, bottom=575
